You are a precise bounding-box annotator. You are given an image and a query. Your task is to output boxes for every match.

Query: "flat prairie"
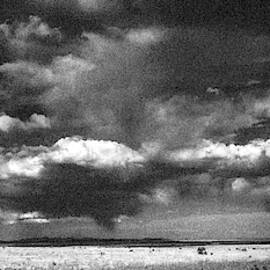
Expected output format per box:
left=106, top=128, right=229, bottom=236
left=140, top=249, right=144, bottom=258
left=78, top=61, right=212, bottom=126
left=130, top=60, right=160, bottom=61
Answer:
left=0, top=245, right=270, bottom=270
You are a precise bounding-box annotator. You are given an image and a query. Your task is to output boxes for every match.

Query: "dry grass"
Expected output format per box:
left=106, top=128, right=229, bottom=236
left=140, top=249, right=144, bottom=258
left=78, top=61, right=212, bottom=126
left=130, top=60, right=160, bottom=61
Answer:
left=0, top=261, right=270, bottom=270
left=0, top=245, right=270, bottom=270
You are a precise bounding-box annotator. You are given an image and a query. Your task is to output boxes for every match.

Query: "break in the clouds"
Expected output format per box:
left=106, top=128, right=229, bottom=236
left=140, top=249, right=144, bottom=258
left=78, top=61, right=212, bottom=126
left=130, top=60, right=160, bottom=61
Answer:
left=1, top=1, right=270, bottom=235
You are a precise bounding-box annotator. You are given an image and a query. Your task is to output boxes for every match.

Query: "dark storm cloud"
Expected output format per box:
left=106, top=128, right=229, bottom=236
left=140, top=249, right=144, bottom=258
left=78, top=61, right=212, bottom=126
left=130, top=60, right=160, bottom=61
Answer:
left=2, top=17, right=270, bottom=149
left=1, top=163, right=145, bottom=229
left=1, top=136, right=270, bottom=228
left=1, top=0, right=269, bottom=35
left=0, top=137, right=207, bottom=228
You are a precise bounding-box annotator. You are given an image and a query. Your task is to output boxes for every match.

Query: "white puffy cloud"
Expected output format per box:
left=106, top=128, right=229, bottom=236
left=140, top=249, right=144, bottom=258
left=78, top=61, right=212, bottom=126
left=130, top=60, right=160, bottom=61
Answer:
left=47, top=136, right=145, bottom=167
left=0, top=155, right=45, bottom=179
left=0, top=113, right=51, bottom=132
left=168, top=139, right=270, bottom=168
left=0, top=136, right=145, bottom=179
left=3, top=135, right=270, bottom=180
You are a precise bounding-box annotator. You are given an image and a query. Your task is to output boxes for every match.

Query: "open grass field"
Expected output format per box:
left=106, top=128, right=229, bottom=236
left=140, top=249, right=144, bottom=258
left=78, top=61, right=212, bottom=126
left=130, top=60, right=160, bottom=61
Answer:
left=0, top=245, right=270, bottom=270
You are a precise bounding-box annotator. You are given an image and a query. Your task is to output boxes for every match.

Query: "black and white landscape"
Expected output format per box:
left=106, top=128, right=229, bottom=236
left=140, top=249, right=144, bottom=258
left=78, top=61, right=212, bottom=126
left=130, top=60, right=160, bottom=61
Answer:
left=1, top=1, right=270, bottom=269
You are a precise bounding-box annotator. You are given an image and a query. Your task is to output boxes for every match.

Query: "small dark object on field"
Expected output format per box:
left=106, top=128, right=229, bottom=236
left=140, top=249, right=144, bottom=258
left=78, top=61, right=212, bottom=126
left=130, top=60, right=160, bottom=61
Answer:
left=152, top=248, right=155, bottom=252
left=100, top=252, right=105, bottom=255
left=254, top=264, right=259, bottom=270
left=262, top=266, right=268, bottom=270
left=197, top=247, right=207, bottom=255
left=52, top=262, right=56, bottom=266
left=249, top=255, right=252, bottom=258
left=179, top=247, right=182, bottom=250
left=241, top=248, right=247, bottom=251
left=129, top=249, right=133, bottom=252
left=253, top=247, right=256, bottom=250
left=210, top=252, right=213, bottom=255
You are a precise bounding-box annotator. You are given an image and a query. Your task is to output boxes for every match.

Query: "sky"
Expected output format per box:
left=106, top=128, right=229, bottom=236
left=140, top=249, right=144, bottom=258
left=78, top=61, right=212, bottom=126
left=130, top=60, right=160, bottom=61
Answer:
left=1, top=0, right=270, bottom=241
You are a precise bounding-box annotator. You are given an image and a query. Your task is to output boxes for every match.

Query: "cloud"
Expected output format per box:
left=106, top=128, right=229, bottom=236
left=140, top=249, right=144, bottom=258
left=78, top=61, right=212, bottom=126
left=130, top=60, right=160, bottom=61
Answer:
left=47, top=136, right=145, bottom=167
left=0, top=136, right=146, bottom=228
left=166, top=138, right=270, bottom=179
left=33, top=0, right=122, bottom=13
left=0, top=136, right=145, bottom=179
left=2, top=1, right=269, bottom=36
left=0, top=113, right=51, bottom=132
left=1, top=4, right=270, bottom=234
left=8, top=15, right=62, bottom=43
left=143, top=95, right=256, bottom=148
left=0, top=54, right=94, bottom=89
left=126, top=27, right=165, bottom=45
left=16, top=211, right=50, bottom=224
left=0, top=16, right=63, bottom=62
left=254, top=96, right=270, bottom=118
left=0, top=61, right=54, bottom=86
left=2, top=135, right=270, bottom=228
left=78, top=0, right=121, bottom=12
left=168, top=139, right=268, bottom=164
left=1, top=22, right=270, bottom=150
left=0, top=135, right=206, bottom=228
left=0, top=209, right=49, bottom=225
left=3, top=134, right=270, bottom=183
left=232, top=178, right=251, bottom=192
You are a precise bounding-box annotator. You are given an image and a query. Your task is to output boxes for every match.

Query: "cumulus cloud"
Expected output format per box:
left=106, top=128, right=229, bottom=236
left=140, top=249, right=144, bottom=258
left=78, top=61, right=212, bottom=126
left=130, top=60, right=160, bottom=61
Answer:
left=168, top=139, right=270, bottom=168
left=0, top=113, right=51, bottom=132
left=47, top=136, right=145, bottom=167
left=0, top=136, right=144, bottom=179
